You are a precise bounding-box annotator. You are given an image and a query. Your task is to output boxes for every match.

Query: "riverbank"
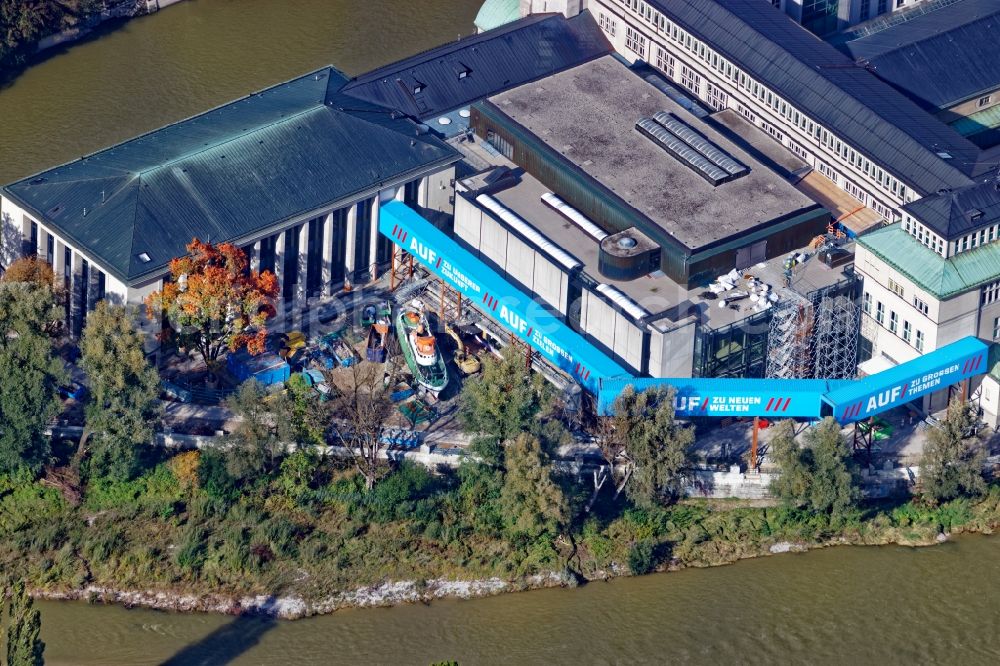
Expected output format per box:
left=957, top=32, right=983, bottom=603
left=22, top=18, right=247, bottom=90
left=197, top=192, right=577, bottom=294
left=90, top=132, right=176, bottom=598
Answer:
left=0, top=1, right=187, bottom=86
left=11, top=472, right=998, bottom=620
left=32, top=1, right=185, bottom=56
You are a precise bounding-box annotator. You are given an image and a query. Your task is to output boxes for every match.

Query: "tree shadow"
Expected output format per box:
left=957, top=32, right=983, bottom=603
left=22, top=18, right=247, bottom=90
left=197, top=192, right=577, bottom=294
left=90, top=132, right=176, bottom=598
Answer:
left=158, top=614, right=278, bottom=666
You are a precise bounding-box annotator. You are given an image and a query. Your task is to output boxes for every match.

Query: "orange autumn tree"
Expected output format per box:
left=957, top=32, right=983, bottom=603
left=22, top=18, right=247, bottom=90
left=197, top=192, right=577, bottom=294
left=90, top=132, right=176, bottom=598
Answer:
left=145, top=239, right=278, bottom=374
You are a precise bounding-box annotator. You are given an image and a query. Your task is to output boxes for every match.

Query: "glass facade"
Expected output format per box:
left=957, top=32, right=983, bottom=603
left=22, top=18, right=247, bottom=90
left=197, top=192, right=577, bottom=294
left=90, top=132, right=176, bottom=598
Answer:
left=694, top=274, right=859, bottom=378
left=802, top=0, right=839, bottom=36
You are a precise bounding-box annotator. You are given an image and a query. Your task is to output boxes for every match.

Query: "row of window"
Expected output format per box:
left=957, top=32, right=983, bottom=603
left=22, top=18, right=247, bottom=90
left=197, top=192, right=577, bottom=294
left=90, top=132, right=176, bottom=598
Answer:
left=864, top=292, right=925, bottom=351
left=879, top=275, right=932, bottom=320
left=613, top=0, right=910, bottom=211
left=902, top=214, right=998, bottom=257
left=984, top=280, right=1000, bottom=306
left=955, top=224, right=999, bottom=255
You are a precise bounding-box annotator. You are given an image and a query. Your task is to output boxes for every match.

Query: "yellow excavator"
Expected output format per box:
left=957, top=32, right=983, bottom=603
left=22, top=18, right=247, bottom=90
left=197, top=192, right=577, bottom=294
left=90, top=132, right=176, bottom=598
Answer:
left=445, top=324, right=481, bottom=376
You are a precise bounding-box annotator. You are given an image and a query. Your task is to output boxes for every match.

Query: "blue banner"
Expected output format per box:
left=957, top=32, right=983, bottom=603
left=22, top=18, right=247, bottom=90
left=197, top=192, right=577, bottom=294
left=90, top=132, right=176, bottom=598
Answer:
left=597, top=377, right=843, bottom=418
left=380, top=202, right=992, bottom=424
left=379, top=201, right=629, bottom=393
left=822, top=337, right=989, bottom=423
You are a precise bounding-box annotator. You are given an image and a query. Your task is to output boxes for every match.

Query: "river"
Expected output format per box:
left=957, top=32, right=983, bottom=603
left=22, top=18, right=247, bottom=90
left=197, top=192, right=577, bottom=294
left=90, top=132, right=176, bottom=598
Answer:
left=7, top=2, right=1000, bottom=664
left=0, top=0, right=482, bottom=184
left=37, top=535, right=1000, bottom=665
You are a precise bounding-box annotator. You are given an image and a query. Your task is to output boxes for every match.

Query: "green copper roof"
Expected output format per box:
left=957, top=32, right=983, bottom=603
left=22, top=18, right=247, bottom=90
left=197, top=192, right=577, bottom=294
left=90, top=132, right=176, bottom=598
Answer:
left=858, top=224, right=1000, bottom=300
left=474, top=0, right=520, bottom=32
left=3, top=67, right=459, bottom=285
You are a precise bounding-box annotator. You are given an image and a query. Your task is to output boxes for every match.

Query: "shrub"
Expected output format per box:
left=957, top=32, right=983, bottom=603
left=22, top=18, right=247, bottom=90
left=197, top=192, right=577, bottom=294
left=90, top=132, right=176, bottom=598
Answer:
left=169, top=451, right=201, bottom=492
left=175, top=526, right=209, bottom=572
left=627, top=540, right=656, bottom=575
left=197, top=449, right=237, bottom=501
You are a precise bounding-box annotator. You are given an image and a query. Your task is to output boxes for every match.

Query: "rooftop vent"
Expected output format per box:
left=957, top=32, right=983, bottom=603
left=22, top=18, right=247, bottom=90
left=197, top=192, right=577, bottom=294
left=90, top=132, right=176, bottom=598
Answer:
left=599, top=227, right=661, bottom=281
left=968, top=208, right=984, bottom=221
left=636, top=114, right=749, bottom=186
left=136, top=252, right=151, bottom=263
left=936, top=151, right=953, bottom=159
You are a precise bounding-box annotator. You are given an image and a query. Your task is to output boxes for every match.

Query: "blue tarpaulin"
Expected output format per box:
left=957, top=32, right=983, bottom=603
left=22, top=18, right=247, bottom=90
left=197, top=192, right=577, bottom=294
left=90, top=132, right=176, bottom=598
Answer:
left=227, top=349, right=290, bottom=386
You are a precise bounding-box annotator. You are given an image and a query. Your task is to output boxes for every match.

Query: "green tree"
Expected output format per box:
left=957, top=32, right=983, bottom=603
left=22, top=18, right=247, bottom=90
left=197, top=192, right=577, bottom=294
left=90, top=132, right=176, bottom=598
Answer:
left=770, top=417, right=859, bottom=517
left=223, top=380, right=284, bottom=483
left=0, top=282, right=64, bottom=476
left=0, top=0, right=103, bottom=69
left=768, top=420, right=811, bottom=506
left=78, top=302, right=161, bottom=481
left=920, top=399, right=986, bottom=504
left=4, top=581, right=44, bottom=666
left=458, top=346, right=549, bottom=465
left=599, top=386, right=694, bottom=507
left=273, top=373, right=328, bottom=449
left=499, top=434, right=567, bottom=541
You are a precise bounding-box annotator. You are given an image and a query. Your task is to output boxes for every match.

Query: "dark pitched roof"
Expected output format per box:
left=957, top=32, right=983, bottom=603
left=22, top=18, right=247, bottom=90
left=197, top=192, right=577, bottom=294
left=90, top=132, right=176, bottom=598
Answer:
left=3, top=68, right=459, bottom=285
left=340, top=11, right=612, bottom=121
left=840, top=0, right=1000, bottom=110
left=647, top=0, right=984, bottom=196
left=902, top=176, right=1000, bottom=239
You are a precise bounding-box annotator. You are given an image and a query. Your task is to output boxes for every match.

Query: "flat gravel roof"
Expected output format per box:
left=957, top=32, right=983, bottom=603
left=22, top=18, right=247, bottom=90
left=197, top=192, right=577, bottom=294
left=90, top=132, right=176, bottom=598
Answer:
left=486, top=55, right=817, bottom=252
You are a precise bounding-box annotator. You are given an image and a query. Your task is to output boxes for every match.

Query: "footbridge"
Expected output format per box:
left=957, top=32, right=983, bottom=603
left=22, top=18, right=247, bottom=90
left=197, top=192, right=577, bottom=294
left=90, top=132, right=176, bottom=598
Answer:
left=380, top=202, right=990, bottom=422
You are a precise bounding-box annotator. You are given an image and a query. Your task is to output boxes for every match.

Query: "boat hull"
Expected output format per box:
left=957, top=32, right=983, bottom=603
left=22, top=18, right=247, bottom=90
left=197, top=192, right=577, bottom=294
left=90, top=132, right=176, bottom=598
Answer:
left=396, top=310, right=448, bottom=393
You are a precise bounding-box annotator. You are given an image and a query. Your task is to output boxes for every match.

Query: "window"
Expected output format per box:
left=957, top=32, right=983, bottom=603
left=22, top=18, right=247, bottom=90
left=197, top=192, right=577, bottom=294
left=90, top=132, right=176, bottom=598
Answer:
left=875, top=301, right=885, bottom=325
left=655, top=47, right=674, bottom=79
left=993, top=317, right=1000, bottom=341
left=817, top=161, right=839, bottom=184
left=598, top=12, right=617, bottom=36
left=889, top=311, right=898, bottom=334
left=902, top=320, right=911, bottom=343
left=913, top=296, right=929, bottom=315
left=679, top=64, right=701, bottom=96
left=844, top=179, right=866, bottom=205
left=887, top=277, right=904, bottom=297
left=983, top=280, right=1000, bottom=305
left=863, top=292, right=872, bottom=314
left=706, top=82, right=728, bottom=111
left=353, top=198, right=374, bottom=283
left=915, top=330, right=925, bottom=352
left=625, top=25, right=647, bottom=59
left=977, top=95, right=992, bottom=108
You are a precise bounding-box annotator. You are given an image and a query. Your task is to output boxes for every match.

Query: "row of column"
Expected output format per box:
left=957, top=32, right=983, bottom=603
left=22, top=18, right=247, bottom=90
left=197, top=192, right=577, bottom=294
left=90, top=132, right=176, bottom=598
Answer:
left=248, top=177, right=427, bottom=328
left=30, top=223, right=103, bottom=337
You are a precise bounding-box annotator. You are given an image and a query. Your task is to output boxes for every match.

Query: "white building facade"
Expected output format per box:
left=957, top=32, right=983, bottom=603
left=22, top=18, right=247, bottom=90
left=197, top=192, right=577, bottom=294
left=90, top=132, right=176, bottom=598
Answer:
left=576, top=0, right=984, bottom=225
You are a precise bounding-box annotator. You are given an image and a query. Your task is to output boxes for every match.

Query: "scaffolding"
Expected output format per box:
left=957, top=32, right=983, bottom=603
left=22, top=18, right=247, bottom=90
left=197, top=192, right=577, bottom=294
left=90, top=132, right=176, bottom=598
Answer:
left=765, top=289, right=860, bottom=380
left=765, top=291, right=815, bottom=379
left=813, top=294, right=860, bottom=380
